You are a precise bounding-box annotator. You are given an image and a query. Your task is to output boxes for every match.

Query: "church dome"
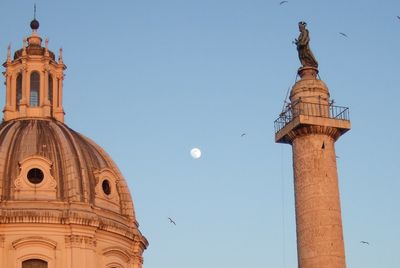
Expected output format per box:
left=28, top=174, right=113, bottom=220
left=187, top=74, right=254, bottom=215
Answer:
left=0, top=18, right=147, bottom=268
left=0, top=118, right=141, bottom=235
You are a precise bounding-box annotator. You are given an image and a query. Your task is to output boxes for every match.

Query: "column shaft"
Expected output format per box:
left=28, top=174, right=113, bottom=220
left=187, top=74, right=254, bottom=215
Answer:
left=292, top=132, right=346, bottom=268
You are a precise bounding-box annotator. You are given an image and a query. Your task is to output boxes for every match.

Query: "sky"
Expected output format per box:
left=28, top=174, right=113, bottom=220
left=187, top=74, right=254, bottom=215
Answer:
left=1, top=1, right=400, bottom=267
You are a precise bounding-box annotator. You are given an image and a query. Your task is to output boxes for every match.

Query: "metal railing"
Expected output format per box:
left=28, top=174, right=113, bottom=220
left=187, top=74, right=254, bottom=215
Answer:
left=274, top=101, right=350, bottom=134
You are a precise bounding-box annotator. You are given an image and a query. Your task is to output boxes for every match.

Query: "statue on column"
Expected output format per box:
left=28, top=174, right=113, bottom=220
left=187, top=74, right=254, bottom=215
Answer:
left=294, top=21, right=318, bottom=68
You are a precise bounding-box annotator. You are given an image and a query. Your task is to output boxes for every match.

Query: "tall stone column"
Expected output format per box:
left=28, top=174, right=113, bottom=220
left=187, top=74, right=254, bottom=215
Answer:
left=275, top=67, right=351, bottom=268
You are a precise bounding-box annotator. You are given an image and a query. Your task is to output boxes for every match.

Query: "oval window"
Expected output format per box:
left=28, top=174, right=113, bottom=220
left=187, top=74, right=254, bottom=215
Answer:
left=102, top=179, right=111, bottom=195
left=27, top=168, right=44, bottom=184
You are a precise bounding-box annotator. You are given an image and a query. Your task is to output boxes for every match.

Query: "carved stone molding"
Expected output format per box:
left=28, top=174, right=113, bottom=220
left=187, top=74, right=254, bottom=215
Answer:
left=103, top=247, right=132, bottom=262
left=283, top=125, right=342, bottom=144
left=0, top=208, right=137, bottom=240
left=93, top=168, right=121, bottom=213
left=12, top=236, right=57, bottom=250
left=15, top=155, right=57, bottom=200
left=65, top=235, right=96, bottom=249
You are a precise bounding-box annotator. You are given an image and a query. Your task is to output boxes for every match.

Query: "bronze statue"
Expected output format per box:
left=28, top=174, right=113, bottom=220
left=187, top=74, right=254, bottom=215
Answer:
left=294, top=22, right=318, bottom=68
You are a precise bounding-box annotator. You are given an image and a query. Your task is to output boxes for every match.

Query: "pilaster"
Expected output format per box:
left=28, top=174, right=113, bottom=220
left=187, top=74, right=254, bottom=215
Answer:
left=65, top=235, right=97, bottom=268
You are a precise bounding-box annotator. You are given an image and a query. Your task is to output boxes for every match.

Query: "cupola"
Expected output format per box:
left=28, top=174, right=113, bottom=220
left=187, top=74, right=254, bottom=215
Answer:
left=3, top=16, right=66, bottom=122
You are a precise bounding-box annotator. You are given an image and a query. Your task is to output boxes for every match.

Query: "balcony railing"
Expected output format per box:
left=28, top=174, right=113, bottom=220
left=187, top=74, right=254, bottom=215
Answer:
left=274, top=101, right=350, bottom=134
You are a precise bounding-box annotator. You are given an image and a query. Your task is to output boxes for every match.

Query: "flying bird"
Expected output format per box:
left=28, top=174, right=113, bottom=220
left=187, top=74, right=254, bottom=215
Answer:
left=397, top=15, right=400, bottom=20
left=279, top=1, right=288, bottom=5
left=339, top=32, right=348, bottom=38
left=360, top=241, right=369, bottom=245
left=241, top=133, right=246, bottom=137
left=168, top=217, right=176, bottom=225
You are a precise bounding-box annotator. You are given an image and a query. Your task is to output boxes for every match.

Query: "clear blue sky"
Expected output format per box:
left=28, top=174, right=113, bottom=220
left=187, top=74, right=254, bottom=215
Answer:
left=1, top=1, right=400, bottom=267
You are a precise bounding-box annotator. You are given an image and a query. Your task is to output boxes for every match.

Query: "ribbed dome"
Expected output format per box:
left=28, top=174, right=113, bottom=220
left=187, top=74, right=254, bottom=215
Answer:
left=0, top=21, right=147, bottom=267
left=0, top=118, right=145, bottom=241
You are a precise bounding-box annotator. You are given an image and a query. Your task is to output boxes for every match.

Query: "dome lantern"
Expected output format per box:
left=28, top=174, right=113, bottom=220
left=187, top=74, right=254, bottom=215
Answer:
left=2, top=14, right=66, bottom=122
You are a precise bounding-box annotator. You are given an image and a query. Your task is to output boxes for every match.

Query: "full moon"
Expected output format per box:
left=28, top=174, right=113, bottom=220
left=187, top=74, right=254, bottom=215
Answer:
left=190, top=148, right=202, bottom=159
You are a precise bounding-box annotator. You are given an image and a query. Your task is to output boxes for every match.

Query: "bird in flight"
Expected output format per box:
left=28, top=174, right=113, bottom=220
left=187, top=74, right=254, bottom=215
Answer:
left=360, top=241, right=369, bottom=245
left=168, top=217, right=176, bottom=225
left=241, top=133, right=246, bottom=137
left=339, top=32, right=348, bottom=38
left=279, top=1, right=288, bottom=5
left=397, top=15, right=400, bottom=20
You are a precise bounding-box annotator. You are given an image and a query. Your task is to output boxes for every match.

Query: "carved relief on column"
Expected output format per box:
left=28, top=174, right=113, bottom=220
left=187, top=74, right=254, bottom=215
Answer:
left=292, top=133, right=346, bottom=268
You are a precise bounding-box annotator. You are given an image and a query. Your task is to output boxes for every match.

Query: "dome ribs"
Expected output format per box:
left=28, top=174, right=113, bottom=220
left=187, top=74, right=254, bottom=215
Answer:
left=0, top=121, right=17, bottom=200
left=55, top=122, right=87, bottom=203
left=1, top=120, right=31, bottom=199
left=0, top=119, right=141, bottom=238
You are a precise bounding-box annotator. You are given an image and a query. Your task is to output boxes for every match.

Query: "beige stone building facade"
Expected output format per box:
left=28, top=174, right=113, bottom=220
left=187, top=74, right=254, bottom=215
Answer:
left=0, top=18, right=147, bottom=268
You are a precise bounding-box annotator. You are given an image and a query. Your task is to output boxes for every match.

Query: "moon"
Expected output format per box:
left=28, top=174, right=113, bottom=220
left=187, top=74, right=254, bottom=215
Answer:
left=190, top=148, right=202, bottom=159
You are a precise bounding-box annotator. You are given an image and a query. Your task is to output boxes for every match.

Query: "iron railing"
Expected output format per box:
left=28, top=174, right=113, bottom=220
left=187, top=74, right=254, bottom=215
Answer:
left=274, top=101, right=350, bottom=134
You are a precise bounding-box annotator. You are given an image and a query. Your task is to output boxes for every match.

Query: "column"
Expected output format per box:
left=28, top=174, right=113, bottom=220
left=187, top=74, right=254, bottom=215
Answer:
left=42, top=68, right=51, bottom=117
left=19, top=67, right=28, bottom=116
left=292, top=129, right=346, bottom=268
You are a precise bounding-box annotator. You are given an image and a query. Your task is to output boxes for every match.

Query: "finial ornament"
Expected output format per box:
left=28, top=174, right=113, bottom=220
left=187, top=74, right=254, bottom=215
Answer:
left=30, top=4, right=40, bottom=31
left=44, top=38, right=49, bottom=57
left=59, top=47, right=63, bottom=62
left=294, top=21, right=318, bottom=69
left=7, top=44, right=11, bottom=62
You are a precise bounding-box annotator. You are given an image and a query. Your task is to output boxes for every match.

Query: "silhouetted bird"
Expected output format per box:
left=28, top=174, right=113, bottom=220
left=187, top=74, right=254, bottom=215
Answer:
left=360, top=241, right=369, bottom=245
left=279, top=1, right=288, bottom=5
left=168, top=217, right=176, bottom=225
left=339, top=32, right=348, bottom=38
left=397, top=16, right=400, bottom=20
left=241, top=133, right=246, bottom=137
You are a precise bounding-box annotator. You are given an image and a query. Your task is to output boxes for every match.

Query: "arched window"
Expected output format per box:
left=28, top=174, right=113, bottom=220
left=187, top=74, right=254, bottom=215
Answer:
left=30, top=72, right=40, bottom=107
left=22, top=259, right=48, bottom=268
left=16, top=73, right=22, bottom=106
left=48, top=74, right=53, bottom=104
